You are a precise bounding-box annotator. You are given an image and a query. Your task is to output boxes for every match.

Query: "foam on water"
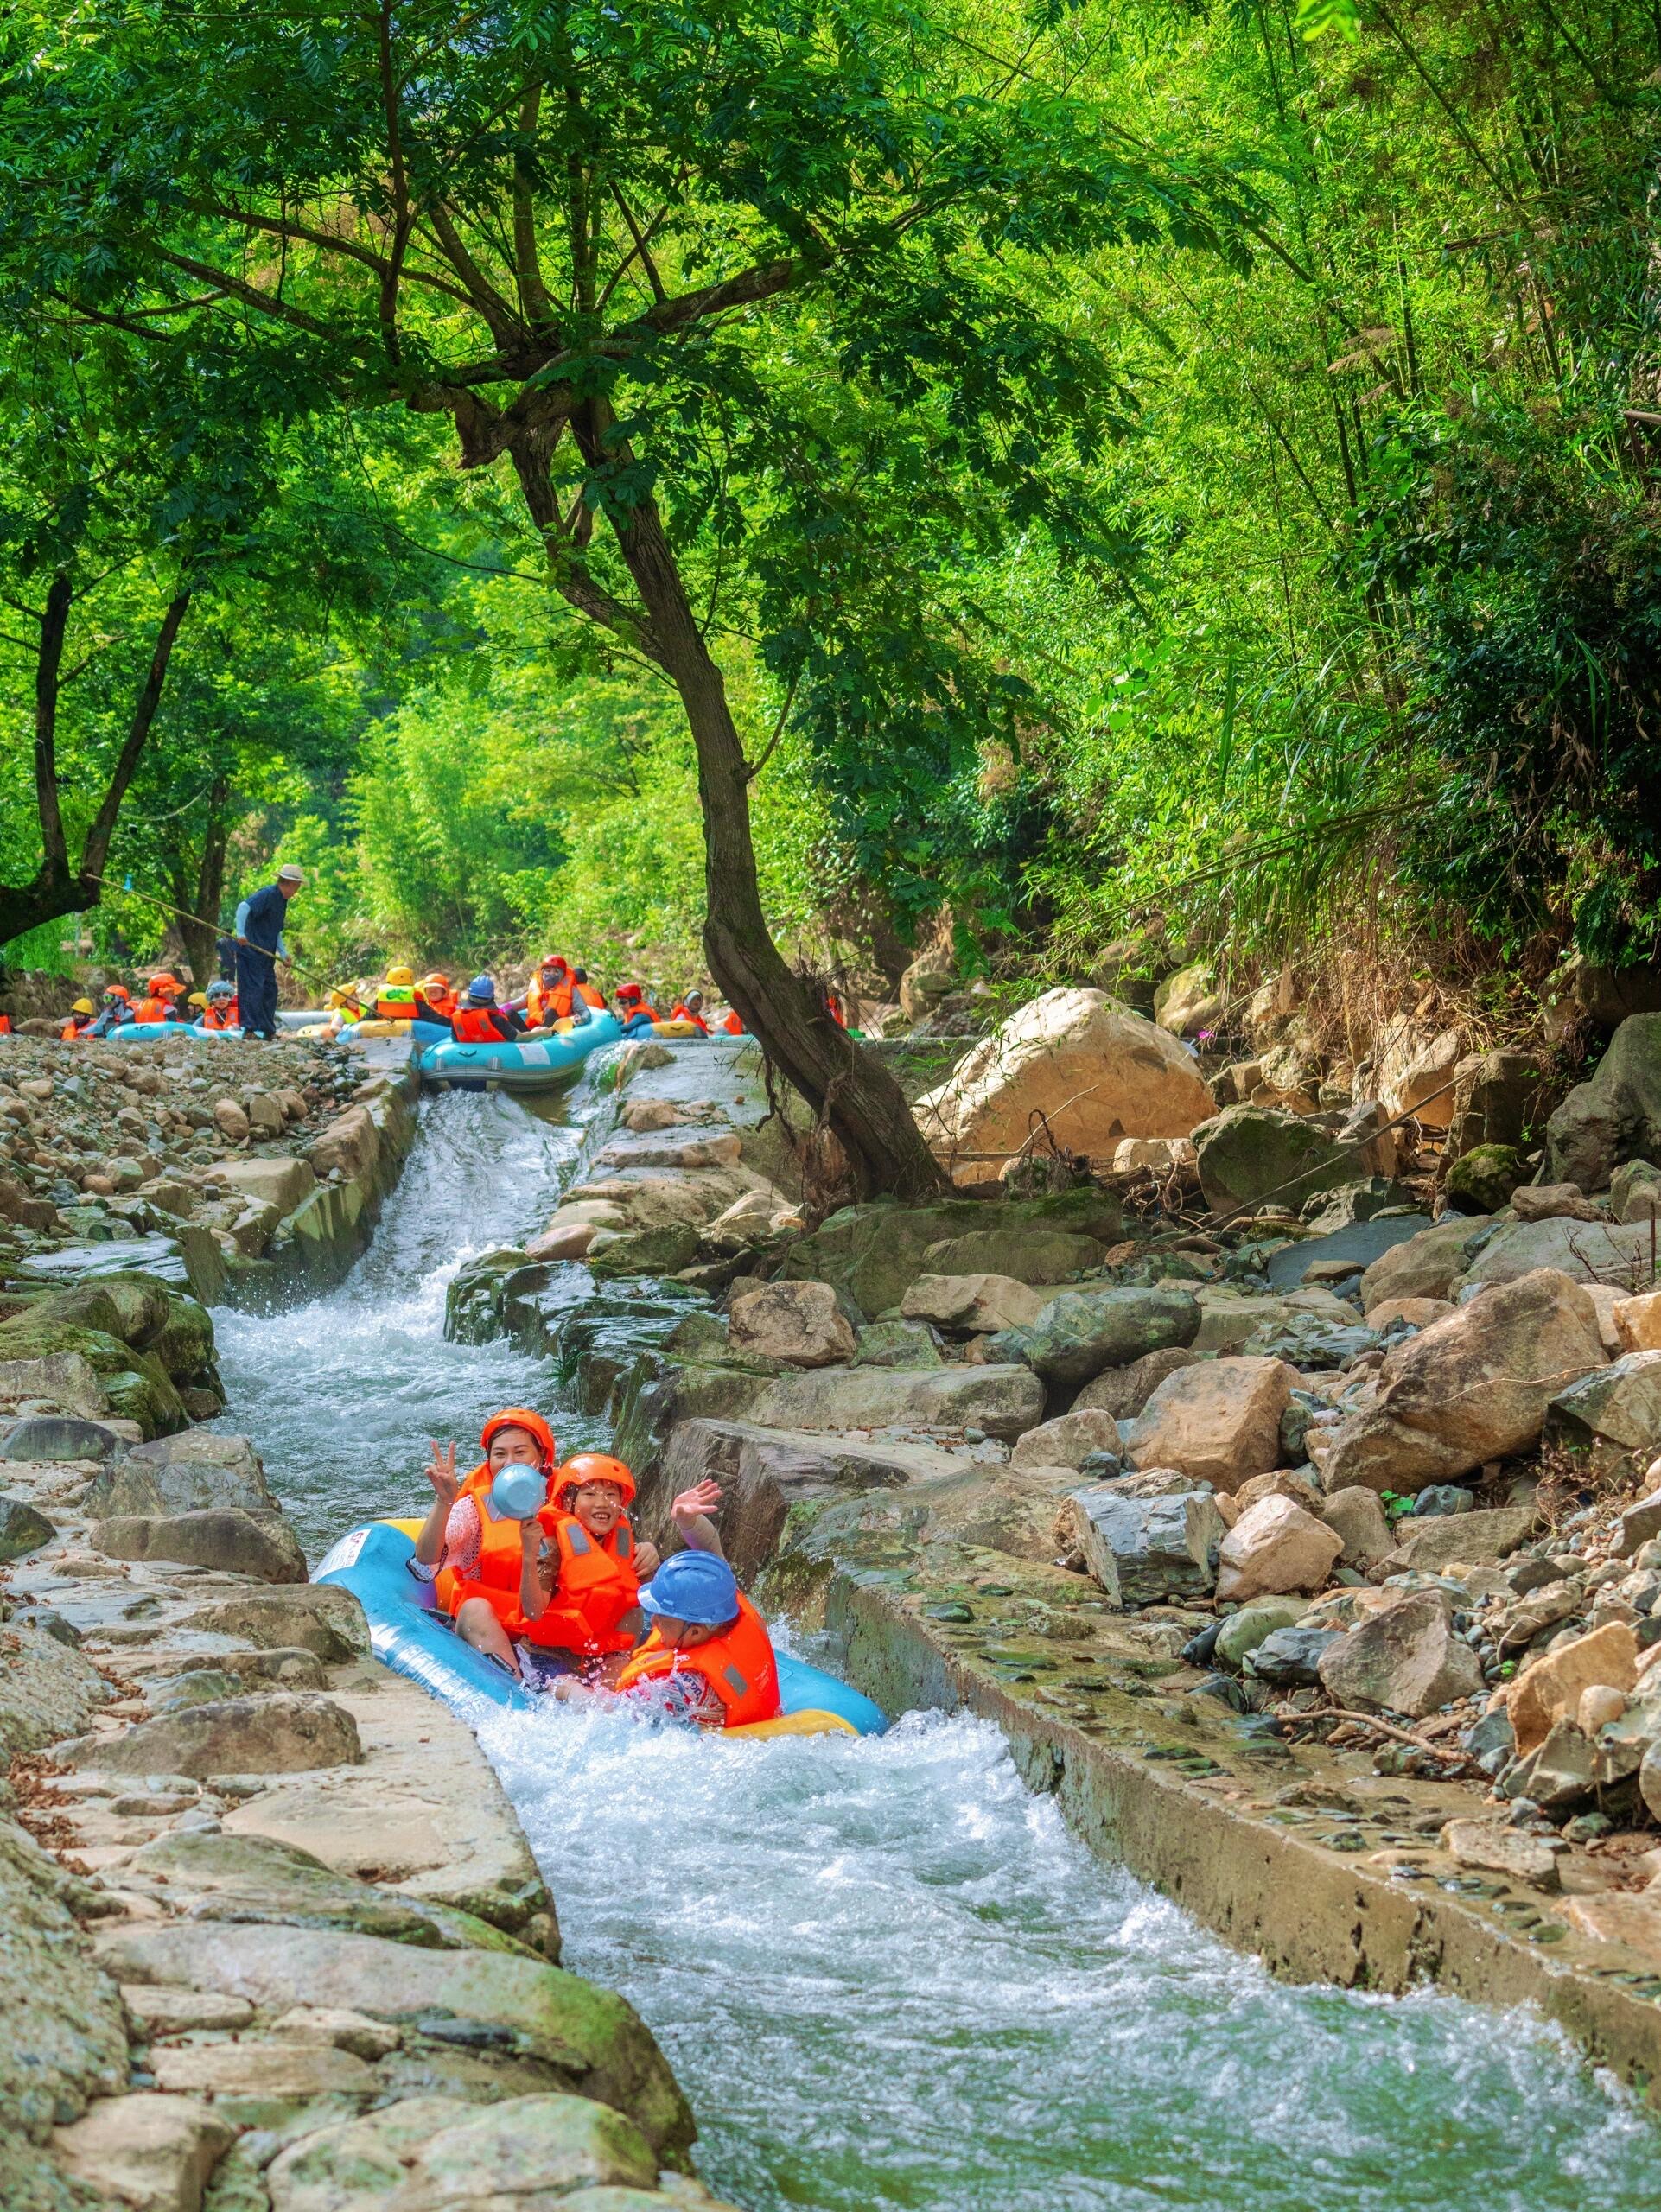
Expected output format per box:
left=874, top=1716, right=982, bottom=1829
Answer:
left=219, top=1087, right=1661, bottom=2211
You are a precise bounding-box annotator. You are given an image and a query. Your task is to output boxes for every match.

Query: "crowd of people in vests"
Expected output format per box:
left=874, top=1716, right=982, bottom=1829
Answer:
left=322, top=951, right=767, bottom=1044
left=414, top=1411, right=780, bottom=1726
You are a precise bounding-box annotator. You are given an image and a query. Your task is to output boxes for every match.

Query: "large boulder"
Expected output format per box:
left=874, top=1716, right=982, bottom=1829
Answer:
left=1213, top=1495, right=1342, bottom=1602
left=1321, top=1268, right=1607, bottom=1496
left=1446, top=1047, right=1552, bottom=1161
left=91, top=1508, right=307, bottom=1584
left=65, top=1694, right=362, bottom=1777
left=1546, top=1014, right=1661, bottom=1192
left=1061, top=1483, right=1225, bottom=1608
left=1612, top=1159, right=1661, bottom=1223
left=1002, top=1285, right=1200, bottom=1389
left=1191, top=1107, right=1352, bottom=1217
left=1380, top=1504, right=1537, bottom=1573
left=728, top=1281, right=856, bottom=1369
left=1506, top=1624, right=1638, bottom=1758
left=1545, top=1352, right=1661, bottom=1482
left=85, top=1430, right=274, bottom=1518
left=1009, top=1408, right=1124, bottom=1471
left=1376, top=1027, right=1463, bottom=1130
left=920, top=1227, right=1105, bottom=1283
left=746, top=1362, right=1043, bottom=1441
left=1358, top=1217, right=1491, bottom=1313
left=1073, top=1345, right=1201, bottom=1418
left=0, top=1309, right=185, bottom=1438
left=1152, top=963, right=1224, bottom=1039
left=911, top=988, right=1213, bottom=1172
left=1316, top=1592, right=1483, bottom=1718
left=1125, top=1357, right=1295, bottom=1487
left=177, top=1585, right=371, bottom=1663
left=901, top=1274, right=1048, bottom=1334
left=780, top=1188, right=1120, bottom=1317
left=1454, top=1216, right=1658, bottom=1296
left=217, top=1156, right=315, bottom=1215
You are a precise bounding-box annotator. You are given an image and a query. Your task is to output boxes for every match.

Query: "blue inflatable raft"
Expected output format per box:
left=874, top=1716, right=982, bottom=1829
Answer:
left=107, top=1020, right=242, bottom=1042
left=414, top=1010, right=626, bottom=1092
left=315, top=1520, right=885, bottom=1740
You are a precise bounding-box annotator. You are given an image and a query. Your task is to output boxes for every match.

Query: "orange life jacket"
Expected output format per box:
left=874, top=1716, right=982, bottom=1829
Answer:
left=721, top=1010, right=745, bottom=1034
left=617, top=995, right=660, bottom=1026
left=60, top=1017, right=92, bottom=1041
left=451, top=1005, right=515, bottom=1043
left=526, top=976, right=574, bottom=1025
left=200, top=1002, right=239, bottom=1030
left=669, top=1002, right=710, bottom=1034
left=434, top=1465, right=550, bottom=1632
left=614, top=1592, right=781, bottom=1727
left=826, top=991, right=847, bottom=1027
left=528, top=1510, right=641, bottom=1656
left=133, top=995, right=175, bottom=1024
left=0, top=1014, right=11, bottom=1035
left=415, top=990, right=455, bottom=1022
left=574, top=982, right=606, bottom=1010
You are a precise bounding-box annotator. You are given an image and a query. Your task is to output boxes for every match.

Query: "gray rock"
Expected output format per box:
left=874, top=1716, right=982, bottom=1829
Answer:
left=1193, top=1106, right=1355, bottom=1216
left=1299, top=1177, right=1417, bottom=1229
left=1214, top=1596, right=1307, bottom=1670
left=1504, top=1717, right=1597, bottom=1811
left=0, top=1620, right=108, bottom=1758
left=1382, top=1505, right=1537, bottom=1574
left=1611, top=1159, right=1661, bottom=1224
left=1590, top=1688, right=1661, bottom=1786
left=921, top=1227, right=1106, bottom=1283
left=1321, top=1486, right=1394, bottom=1570
left=1242, top=1317, right=1379, bottom=1370
left=1412, top=1484, right=1476, bottom=1517
left=1245, top=1626, right=1342, bottom=1688
left=1444, top=1144, right=1530, bottom=1215
left=63, top=1694, right=362, bottom=1778
left=1546, top=1013, right=1661, bottom=1192
left=1004, top=1286, right=1200, bottom=1389
left=1545, top=1352, right=1661, bottom=1482
left=0, top=1815, right=129, bottom=2151
left=1618, top=1494, right=1661, bottom=1558
left=746, top=1362, right=1043, bottom=1442
left=0, top=1491, right=54, bottom=1562
left=779, top=1190, right=1121, bottom=1316
left=91, top=1507, right=307, bottom=1584
left=0, top=1414, right=127, bottom=1464
left=853, top=1319, right=945, bottom=1370
left=1062, top=1483, right=1225, bottom=1608
left=1316, top=1591, right=1484, bottom=1718
left=1072, top=1345, right=1201, bottom=1418
left=176, top=1584, right=370, bottom=1663
left=728, top=1281, right=857, bottom=1369
left=1457, top=1217, right=1660, bottom=1294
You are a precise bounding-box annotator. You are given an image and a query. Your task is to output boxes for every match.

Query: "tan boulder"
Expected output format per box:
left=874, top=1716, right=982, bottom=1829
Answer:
left=1511, top=1182, right=1602, bottom=1222
left=1615, top=1290, right=1661, bottom=1355
left=52, top=2094, right=235, bottom=2212
left=1376, top=1024, right=1463, bottom=1129
left=1073, top=1345, right=1200, bottom=1418
left=1321, top=1268, right=1607, bottom=1495
left=912, top=987, right=1212, bottom=1171
left=1214, top=1494, right=1342, bottom=1602
left=1316, top=1589, right=1483, bottom=1717
left=1109, top=1136, right=1197, bottom=1176
left=310, top=1104, right=379, bottom=1183
left=1439, top=1819, right=1560, bottom=1887
left=901, top=1274, right=1047, bottom=1335
left=1126, top=1356, right=1295, bottom=1487
left=1507, top=1623, right=1638, bottom=1758
left=1320, top=1485, right=1393, bottom=1569
left=729, top=1281, right=856, bottom=1369
left=1366, top=1295, right=1454, bottom=1332
left=1009, top=1408, right=1123, bottom=1472
left=1359, top=1217, right=1486, bottom=1313
left=1232, top=1467, right=1323, bottom=1513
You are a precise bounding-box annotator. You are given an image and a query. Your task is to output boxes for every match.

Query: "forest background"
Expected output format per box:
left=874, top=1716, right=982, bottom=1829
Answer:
left=2, top=0, right=1657, bottom=1039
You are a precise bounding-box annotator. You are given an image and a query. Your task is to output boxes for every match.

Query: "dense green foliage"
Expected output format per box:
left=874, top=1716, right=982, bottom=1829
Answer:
left=2, top=0, right=1656, bottom=1007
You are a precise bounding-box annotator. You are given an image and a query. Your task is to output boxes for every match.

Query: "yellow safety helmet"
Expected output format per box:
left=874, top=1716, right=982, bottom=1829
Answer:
left=71, top=998, right=94, bottom=1016
left=385, top=964, right=415, bottom=987
left=188, top=991, right=208, bottom=1009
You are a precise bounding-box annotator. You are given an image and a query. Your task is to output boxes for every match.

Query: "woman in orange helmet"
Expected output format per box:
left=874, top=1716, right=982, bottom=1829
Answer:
left=409, top=1408, right=561, bottom=1681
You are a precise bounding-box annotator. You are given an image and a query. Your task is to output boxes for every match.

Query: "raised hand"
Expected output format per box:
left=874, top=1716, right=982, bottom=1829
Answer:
left=671, top=1478, right=723, bottom=1525
left=425, top=1440, right=461, bottom=1510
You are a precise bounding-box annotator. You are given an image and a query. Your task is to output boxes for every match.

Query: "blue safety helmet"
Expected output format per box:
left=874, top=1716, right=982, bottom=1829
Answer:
left=467, top=974, right=496, bottom=1004
left=637, top=1549, right=741, bottom=1627
left=489, top=1464, right=545, bottom=1522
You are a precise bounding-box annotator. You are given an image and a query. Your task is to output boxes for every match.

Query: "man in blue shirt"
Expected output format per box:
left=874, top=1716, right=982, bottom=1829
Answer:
left=235, top=863, right=303, bottom=1039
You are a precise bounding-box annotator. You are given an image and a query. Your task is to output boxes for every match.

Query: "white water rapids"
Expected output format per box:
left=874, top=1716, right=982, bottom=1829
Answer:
left=213, top=1086, right=1661, bottom=2210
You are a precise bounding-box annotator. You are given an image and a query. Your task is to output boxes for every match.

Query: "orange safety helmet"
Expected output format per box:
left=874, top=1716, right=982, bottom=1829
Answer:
left=147, top=972, right=182, bottom=995
left=480, top=1407, right=557, bottom=1469
left=555, top=1451, right=637, bottom=1507
left=421, top=970, right=450, bottom=992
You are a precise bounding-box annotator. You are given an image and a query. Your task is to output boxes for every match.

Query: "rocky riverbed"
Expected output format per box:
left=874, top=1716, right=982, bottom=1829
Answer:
left=447, top=1002, right=1661, bottom=2092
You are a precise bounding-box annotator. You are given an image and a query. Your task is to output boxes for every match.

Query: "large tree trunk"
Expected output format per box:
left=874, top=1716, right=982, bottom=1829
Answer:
left=0, top=586, right=193, bottom=952
left=176, top=772, right=230, bottom=989
left=608, top=493, right=947, bottom=1200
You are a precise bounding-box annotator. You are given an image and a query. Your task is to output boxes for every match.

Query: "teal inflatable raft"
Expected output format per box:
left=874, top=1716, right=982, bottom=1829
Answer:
left=315, top=1520, right=885, bottom=1740
left=415, top=1010, right=625, bottom=1092
left=108, top=1020, right=242, bottom=1042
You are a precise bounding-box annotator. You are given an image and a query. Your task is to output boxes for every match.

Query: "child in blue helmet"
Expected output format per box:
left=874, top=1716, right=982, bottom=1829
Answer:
left=449, top=975, right=526, bottom=1044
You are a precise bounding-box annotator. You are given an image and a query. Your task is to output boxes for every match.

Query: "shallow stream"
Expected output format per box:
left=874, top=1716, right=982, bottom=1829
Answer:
left=215, top=1087, right=1661, bottom=2210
